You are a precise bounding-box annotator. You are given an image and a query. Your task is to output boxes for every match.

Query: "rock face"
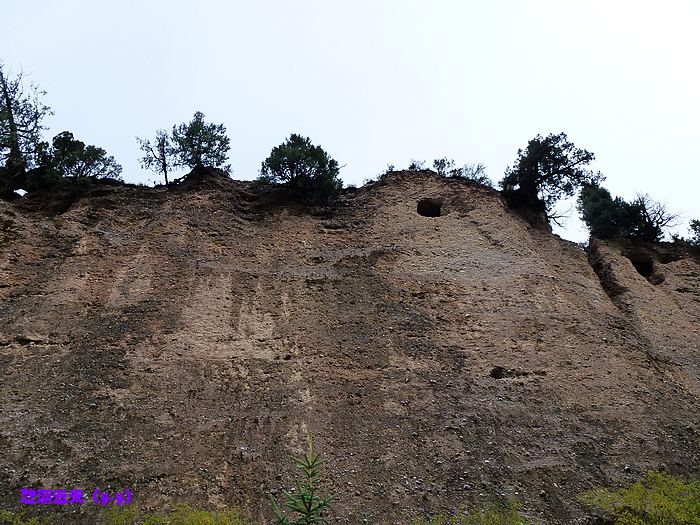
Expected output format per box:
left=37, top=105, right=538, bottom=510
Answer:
left=0, top=171, right=698, bottom=524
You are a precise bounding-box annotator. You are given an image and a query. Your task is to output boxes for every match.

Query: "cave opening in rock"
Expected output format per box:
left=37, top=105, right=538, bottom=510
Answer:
left=417, top=198, right=442, bottom=217
left=625, top=253, right=655, bottom=280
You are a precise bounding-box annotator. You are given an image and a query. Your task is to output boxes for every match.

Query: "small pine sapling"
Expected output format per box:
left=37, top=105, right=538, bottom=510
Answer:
left=270, top=433, right=334, bottom=525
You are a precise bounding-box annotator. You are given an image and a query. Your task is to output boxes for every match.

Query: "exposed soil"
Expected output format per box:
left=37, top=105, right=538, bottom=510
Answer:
left=1, top=170, right=698, bottom=524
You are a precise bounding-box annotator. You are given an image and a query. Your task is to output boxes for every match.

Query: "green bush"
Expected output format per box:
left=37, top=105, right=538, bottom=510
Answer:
left=412, top=500, right=531, bottom=525
left=579, top=471, right=700, bottom=525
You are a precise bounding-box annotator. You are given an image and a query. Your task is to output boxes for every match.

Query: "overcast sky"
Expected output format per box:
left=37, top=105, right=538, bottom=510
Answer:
left=3, top=0, right=698, bottom=242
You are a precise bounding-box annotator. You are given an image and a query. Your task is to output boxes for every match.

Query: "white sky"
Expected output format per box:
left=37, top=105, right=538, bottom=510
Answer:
left=3, top=0, right=698, bottom=242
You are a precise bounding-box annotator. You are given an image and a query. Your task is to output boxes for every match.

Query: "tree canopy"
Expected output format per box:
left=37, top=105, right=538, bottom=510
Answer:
left=0, top=63, right=52, bottom=174
left=501, top=133, right=604, bottom=218
left=1, top=63, right=53, bottom=196
left=171, top=111, right=230, bottom=169
left=578, top=184, right=678, bottom=242
left=42, top=131, right=122, bottom=180
left=259, top=133, right=342, bottom=205
left=689, top=220, right=700, bottom=247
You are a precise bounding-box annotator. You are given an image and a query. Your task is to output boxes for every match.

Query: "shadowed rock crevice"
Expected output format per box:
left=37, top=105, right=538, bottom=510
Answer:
left=586, top=239, right=628, bottom=298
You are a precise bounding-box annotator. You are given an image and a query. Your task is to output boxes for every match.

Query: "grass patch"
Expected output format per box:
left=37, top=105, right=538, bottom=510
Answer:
left=0, top=510, right=46, bottom=525
left=579, top=471, right=700, bottom=525
left=103, top=504, right=254, bottom=525
left=412, top=500, right=531, bottom=525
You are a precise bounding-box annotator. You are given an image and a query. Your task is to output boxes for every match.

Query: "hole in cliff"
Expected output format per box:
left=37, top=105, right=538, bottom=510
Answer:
left=624, top=253, right=664, bottom=284
left=627, top=255, right=654, bottom=278
left=417, top=198, right=442, bottom=217
left=490, top=366, right=508, bottom=379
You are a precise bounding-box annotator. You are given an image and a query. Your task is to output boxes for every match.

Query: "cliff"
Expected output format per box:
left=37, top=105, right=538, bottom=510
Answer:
left=1, top=171, right=698, bottom=524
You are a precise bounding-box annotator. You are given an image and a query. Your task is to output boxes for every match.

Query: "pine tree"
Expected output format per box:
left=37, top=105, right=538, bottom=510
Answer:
left=270, top=434, right=334, bottom=525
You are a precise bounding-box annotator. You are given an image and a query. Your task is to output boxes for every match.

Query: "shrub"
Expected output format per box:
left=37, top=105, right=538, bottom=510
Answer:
left=407, top=159, right=426, bottom=171
left=579, top=471, right=700, bottom=525
left=433, top=158, right=456, bottom=176
left=259, top=134, right=342, bottom=206
left=373, top=164, right=396, bottom=182
left=412, top=500, right=531, bottom=525
left=270, top=433, right=334, bottom=525
left=432, top=158, right=491, bottom=185
left=449, top=163, right=492, bottom=186
left=23, top=166, right=62, bottom=192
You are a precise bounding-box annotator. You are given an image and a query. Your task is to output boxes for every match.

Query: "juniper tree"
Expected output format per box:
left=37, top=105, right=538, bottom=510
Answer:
left=46, top=131, right=122, bottom=180
left=501, top=132, right=603, bottom=219
left=171, top=111, right=230, bottom=169
left=688, top=220, right=700, bottom=247
left=578, top=185, right=679, bottom=242
left=260, top=134, right=342, bottom=205
left=578, top=185, right=637, bottom=240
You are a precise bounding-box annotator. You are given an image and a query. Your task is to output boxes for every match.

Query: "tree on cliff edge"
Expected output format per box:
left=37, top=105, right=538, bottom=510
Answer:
left=170, top=111, right=230, bottom=169
left=137, top=129, right=175, bottom=186
left=689, top=220, right=700, bottom=247
left=0, top=62, right=52, bottom=192
left=259, top=133, right=342, bottom=206
left=579, top=184, right=679, bottom=242
left=500, top=132, right=604, bottom=221
left=41, top=131, right=122, bottom=180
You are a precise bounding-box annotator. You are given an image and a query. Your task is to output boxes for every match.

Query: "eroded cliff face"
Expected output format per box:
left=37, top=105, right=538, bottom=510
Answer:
left=1, top=171, right=698, bottom=524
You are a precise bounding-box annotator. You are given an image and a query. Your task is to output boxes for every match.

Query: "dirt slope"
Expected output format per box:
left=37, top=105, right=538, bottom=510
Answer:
left=1, top=171, right=698, bottom=524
